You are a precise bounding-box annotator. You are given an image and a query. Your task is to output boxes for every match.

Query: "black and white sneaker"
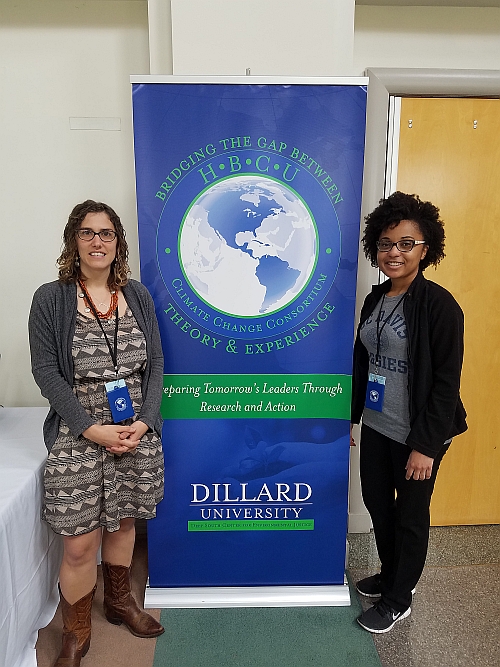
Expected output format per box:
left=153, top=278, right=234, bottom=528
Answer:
left=357, top=600, right=411, bottom=633
left=355, top=574, right=416, bottom=600
left=355, top=574, right=382, bottom=598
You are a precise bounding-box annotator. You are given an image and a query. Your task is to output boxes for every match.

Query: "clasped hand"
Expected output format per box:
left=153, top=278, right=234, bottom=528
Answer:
left=82, top=421, right=149, bottom=455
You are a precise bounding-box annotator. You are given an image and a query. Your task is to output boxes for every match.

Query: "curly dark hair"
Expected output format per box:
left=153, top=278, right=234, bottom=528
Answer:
left=362, top=191, right=445, bottom=271
left=57, top=200, right=130, bottom=289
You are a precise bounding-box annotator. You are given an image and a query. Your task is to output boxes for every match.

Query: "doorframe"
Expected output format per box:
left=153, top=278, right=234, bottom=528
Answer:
left=361, top=67, right=500, bottom=222
left=348, top=68, right=500, bottom=533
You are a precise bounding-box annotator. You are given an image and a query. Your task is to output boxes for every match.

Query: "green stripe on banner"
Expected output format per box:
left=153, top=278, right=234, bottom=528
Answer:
left=161, top=374, right=351, bottom=419
left=188, top=519, right=314, bottom=531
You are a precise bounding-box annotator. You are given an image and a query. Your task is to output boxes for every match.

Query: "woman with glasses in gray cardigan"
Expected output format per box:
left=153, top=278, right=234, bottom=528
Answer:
left=29, top=200, right=165, bottom=667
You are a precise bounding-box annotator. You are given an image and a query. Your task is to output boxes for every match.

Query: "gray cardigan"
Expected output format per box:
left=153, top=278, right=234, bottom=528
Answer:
left=28, top=279, right=164, bottom=451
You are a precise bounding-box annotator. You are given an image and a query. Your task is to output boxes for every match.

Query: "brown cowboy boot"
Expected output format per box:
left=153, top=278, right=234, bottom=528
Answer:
left=53, top=584, right=96, bottom=667
left=102, top=561, right=164, bottom=638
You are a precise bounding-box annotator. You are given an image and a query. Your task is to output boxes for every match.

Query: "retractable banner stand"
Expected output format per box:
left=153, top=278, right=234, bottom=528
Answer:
left=131, top=77, right=367, bottom=607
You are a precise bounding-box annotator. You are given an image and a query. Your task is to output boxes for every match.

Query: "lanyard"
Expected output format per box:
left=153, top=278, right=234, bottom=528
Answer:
left=375, top=293, right=406, bottom=369
left=79, top=282, right=119, bottom=375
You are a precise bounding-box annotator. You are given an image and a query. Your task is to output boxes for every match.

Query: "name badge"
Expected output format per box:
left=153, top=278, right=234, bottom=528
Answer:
left=365, top=373, right=386, bottom=412
left=105, top=379, right=135, bottom=423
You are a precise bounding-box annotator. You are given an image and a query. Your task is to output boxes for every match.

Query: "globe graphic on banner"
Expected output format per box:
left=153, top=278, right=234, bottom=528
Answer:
left=179, top=176, right=317, bottom=316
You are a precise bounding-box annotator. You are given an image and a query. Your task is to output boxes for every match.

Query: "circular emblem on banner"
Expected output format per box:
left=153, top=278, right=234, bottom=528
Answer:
left=179, top=176, right=317, bottom=317
left=156, top=150, right=342, bottom=340
left=369, top=390, right=379, bottom=403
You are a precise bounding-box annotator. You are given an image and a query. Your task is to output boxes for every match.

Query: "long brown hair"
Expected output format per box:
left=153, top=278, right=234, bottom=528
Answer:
left=57, top=200, right=130, bottom=289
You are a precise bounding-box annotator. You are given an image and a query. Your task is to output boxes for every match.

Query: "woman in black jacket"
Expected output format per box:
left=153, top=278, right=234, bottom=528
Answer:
left=351, top=192, right=467, bottom=633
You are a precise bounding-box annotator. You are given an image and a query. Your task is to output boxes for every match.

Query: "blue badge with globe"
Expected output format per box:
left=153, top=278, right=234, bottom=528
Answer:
left=107, top=384, right=134, bottom=422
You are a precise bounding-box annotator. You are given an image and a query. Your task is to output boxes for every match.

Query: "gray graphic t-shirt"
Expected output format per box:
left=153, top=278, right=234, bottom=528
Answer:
left=359, top=294, right=410, bottom=444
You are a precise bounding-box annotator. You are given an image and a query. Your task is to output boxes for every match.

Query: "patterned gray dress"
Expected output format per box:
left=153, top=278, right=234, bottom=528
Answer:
left=43, top=308, right=164, bottom=536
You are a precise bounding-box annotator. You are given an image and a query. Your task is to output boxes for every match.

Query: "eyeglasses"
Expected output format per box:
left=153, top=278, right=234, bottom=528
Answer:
left=376, top=239, right=426, bottom=253
left=77, top=229, right=117, bottom=242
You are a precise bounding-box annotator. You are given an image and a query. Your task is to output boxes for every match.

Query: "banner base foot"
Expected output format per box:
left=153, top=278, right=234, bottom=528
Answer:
left=144, top=581, right=351, bottom=608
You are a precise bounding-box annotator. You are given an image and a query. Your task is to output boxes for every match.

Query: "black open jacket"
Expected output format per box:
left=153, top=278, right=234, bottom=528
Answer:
left=351, top=271, right=467, bottom=458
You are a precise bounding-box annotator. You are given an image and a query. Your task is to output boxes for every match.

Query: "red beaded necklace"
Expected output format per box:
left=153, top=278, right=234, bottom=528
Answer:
left=78, top=280, right=118, bottom=319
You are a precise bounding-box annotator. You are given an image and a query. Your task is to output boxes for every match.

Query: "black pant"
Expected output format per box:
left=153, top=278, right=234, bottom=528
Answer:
left=359, top=424, right=448, bottom=612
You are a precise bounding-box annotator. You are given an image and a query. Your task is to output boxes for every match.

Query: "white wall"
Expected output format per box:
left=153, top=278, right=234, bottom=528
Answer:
left=354, top=6, right=500, bottom=72
left=170, top=0, right=356, bottom=76
left=0, top=0, right=149, bottom=408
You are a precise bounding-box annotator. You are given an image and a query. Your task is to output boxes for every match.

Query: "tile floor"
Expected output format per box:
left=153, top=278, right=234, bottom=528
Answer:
left=36, top=525, right=500, bottom=667
left=348, top=525, right=500, bottom=667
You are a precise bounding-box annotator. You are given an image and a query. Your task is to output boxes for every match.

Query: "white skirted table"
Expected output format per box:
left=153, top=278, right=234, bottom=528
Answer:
left=0, top=408, right=62, bottom=667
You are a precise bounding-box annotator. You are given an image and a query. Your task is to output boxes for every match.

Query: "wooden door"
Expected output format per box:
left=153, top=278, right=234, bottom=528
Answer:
left=397, top=97, right=500, bottom=525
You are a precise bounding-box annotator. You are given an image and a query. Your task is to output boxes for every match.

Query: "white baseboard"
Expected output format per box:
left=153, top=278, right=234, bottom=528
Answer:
left=348, top=512, right=372, bottom=534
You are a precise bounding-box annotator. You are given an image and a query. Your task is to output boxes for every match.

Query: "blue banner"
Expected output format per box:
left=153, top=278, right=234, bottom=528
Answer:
left=132, top=81, right=366, bottom=588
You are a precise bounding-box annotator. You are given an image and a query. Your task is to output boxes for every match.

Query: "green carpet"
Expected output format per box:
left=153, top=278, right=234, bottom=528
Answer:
left=152, top=577, right=381, bottom=667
